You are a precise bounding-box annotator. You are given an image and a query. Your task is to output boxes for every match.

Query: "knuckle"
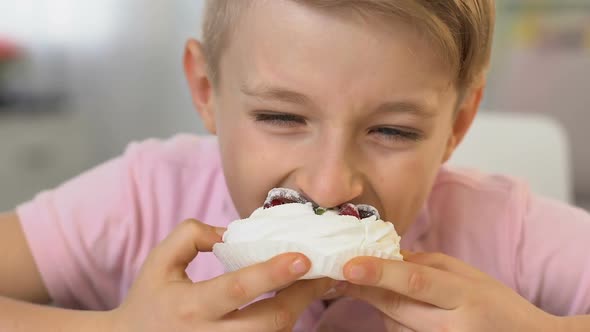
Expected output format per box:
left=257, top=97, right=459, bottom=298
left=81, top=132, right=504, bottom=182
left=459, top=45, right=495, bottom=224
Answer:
left=227, top=277, right=249, bottom=301
left=176, top=300, right=198, bottom=323
left=407, top=268, right=429, bottom=296
left=181, top=218, right=213, bottom=242
left=181, top=218, right=203, bottom=233
left=382, top=292, right=404, bottom=318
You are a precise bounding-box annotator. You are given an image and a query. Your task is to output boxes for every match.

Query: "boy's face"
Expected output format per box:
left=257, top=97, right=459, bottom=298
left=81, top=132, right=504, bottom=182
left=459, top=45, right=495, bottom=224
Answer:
left=186, top=0, right=480, bottom=234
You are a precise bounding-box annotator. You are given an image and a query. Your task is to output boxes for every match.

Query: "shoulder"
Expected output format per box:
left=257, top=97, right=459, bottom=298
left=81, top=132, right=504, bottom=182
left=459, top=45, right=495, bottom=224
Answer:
left=119, top=134, right=235, bottom=225
left=434, top=165, right=526, bottom=196
left=123, top=134, right=221, bottom=171
left=120, top=134, right=227, bottom=198
left=430, top=165, right=588, bottom=228
left=419, top=166, right=532, bottom=286
left=429, top=165, right=530, bottom=224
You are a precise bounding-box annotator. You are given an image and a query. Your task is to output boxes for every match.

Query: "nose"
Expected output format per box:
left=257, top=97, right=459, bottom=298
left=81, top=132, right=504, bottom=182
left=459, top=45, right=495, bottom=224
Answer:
left=295, top=143, right=364, bottom=208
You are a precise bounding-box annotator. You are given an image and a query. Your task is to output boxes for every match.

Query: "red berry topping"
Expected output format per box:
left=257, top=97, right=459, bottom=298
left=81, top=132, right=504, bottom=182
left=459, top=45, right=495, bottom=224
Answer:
left=263, top=188, right=308, bottom=209
left=263, top=198, right=290, bottom=208
left=338, top=203, right=360, bottom=219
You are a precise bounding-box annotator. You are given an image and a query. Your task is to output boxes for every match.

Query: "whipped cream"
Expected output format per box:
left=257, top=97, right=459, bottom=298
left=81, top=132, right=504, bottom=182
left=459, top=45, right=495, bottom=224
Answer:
left=222, top=202, right=402, bottom=258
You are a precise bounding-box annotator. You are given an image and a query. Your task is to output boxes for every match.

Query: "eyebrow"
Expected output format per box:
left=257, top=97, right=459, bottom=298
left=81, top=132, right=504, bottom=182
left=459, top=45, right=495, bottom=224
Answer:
left=240, top=83, right=314, bottom=107
left=241, top=83, right=436, bottom=118
left=374, top=101, right=437, bottom=119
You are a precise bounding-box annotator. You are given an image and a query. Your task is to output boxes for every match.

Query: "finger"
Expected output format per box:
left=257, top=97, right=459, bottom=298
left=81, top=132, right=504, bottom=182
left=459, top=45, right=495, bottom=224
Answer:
left=344, top=284, right=445, bottom=331
left=222, top=278, right=333, bottom=331
left=197, top=252, right=312, bottom=317
left=148, top=219, right=225, bottom=280
left=343, top=257, right=468, bottom=309
left=403, top=251, right=486, bottom=280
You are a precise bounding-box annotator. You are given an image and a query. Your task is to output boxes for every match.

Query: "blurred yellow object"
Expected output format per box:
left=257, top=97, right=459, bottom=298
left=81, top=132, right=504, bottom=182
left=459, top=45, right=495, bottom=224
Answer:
left=514, top=15, right=539, bottom=49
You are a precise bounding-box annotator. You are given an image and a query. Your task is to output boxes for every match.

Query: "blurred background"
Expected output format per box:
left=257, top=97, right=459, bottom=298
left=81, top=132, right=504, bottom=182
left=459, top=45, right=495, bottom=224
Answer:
left=0, top=0, right=589, bottom=211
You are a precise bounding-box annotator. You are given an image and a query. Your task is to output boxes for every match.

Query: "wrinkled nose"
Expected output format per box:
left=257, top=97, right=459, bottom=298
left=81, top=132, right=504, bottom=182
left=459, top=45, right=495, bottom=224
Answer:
left=295, top=143, right=363, bottom=208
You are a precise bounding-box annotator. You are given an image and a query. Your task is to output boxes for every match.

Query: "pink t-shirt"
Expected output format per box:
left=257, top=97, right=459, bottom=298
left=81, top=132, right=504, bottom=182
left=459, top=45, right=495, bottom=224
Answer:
left=16, top=134, right=590, bottom=331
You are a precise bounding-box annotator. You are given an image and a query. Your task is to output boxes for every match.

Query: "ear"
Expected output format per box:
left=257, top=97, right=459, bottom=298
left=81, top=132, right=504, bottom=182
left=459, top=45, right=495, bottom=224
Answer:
left=184, top=39, right=217, bottom=134
left=441, top=86, right=484, bottom=163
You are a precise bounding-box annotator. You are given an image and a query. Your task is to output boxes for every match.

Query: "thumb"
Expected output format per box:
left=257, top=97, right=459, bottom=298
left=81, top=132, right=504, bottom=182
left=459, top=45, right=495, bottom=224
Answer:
left=149, top=219, right=225, bottom=280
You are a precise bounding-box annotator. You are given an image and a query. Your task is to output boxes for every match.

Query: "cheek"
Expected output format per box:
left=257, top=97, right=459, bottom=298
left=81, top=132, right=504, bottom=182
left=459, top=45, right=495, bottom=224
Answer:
left=371, top=142, right=445, bottom=233
left=217, top=119, right=298, bottom=218
left=219, top=142, right=265, bottom=217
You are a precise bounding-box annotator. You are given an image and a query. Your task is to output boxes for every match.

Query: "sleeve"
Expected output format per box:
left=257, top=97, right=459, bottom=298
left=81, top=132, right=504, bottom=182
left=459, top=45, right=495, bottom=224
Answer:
left=16, top=143, right=146, bottom=310
left=515, top=194, right=590, bottom=316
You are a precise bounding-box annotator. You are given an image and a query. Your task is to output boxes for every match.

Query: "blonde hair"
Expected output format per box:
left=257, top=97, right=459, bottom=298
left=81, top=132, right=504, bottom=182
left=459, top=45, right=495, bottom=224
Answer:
left=201, top=0, right=495, bottom=91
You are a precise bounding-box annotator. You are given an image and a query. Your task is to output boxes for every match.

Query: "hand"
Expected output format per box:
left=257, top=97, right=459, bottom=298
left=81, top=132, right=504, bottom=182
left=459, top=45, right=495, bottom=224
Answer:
left=340, top=251, right=561, bottom=332
left=110, top=219, right=333, bottom=332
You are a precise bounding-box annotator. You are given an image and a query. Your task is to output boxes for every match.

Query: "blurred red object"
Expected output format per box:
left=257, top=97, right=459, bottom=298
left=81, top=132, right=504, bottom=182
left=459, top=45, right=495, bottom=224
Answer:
left=0, top=38, right=22, bottom=61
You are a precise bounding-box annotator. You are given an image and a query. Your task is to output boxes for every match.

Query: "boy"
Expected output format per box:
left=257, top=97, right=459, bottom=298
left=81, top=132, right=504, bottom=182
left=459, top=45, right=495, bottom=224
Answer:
left=2, top=0, right=590, bottom=331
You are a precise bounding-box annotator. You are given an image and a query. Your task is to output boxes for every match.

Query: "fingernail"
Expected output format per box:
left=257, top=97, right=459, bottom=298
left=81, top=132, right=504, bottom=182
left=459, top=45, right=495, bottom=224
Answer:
left=322, top=287, right=338, bottom=298
left=347, top=265, right=366, bottom=281
left=290, top=257, right=308, bottom=275
left=321, top=282, right=347, bottom=298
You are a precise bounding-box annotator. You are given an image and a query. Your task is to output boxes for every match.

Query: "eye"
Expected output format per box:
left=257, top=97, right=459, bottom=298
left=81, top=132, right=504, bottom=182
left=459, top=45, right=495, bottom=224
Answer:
left=253, top=112, right=307, bottom=127
left=369, top=127, right=422, bottom=142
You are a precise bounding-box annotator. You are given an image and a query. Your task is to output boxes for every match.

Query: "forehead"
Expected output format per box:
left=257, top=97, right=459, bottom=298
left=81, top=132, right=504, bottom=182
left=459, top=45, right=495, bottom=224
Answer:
left=219, top=0, right=455, bottom=107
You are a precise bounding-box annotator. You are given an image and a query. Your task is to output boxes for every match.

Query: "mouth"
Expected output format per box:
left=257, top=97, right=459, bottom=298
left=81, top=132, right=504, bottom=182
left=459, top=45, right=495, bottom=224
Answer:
left=262, top=188, right=381, bottom=220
